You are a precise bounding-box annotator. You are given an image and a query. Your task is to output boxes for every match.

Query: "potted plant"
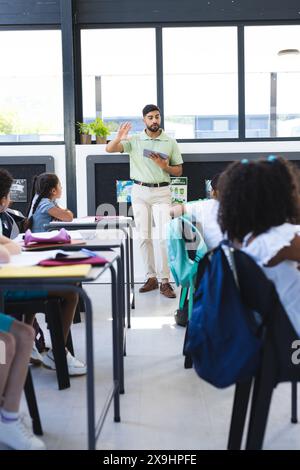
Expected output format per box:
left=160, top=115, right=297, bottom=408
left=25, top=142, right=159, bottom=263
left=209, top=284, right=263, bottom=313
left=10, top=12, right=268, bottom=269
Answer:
left=90, top=117, right=110, bottom=144
left=76, top=122, right=92, bottom=144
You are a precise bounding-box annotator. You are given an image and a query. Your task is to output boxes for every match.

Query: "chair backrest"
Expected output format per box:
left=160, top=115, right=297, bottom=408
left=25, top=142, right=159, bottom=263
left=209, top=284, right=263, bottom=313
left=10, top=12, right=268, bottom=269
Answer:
left=6, top=208, right=26, bottom=236
left=232, top=249, right=300, bottom=383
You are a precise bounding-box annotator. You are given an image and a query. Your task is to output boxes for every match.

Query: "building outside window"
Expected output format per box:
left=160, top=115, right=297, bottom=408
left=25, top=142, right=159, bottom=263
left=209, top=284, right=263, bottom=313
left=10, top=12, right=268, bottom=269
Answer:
left=0, top=30, right=64, bottom=143
left=245, top=25, right=300, bottom=138
left=81, top=28, right=157, bottom=139
left=162, top=27, right=238, bottom=139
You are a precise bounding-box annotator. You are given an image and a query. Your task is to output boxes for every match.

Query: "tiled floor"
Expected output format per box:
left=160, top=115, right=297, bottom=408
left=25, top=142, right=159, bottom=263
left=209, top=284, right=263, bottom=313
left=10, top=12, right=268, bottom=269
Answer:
left=3, top=283, right=300, bottom=450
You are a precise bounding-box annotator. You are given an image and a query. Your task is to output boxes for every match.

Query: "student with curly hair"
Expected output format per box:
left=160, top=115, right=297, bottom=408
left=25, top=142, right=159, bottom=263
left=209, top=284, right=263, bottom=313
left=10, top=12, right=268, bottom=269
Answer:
left=218, top=155, right=300, bottom=336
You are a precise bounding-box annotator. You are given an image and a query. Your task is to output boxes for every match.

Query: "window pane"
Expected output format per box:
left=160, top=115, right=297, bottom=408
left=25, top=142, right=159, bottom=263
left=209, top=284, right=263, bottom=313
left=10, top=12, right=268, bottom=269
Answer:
left=0, top=30, right=63, bottom=142
left=81, top=29, right=156, bottom=138
left=163, top=27, right=238, bottom=139
left=245, top=25, right=300, bottom=138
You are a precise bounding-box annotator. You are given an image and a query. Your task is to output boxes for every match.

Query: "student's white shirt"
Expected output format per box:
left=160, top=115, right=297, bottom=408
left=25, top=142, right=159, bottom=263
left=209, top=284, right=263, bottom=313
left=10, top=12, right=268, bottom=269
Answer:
left=242, top=223, right=300, bottom=337
left=184, top=198, right=223, bottom=250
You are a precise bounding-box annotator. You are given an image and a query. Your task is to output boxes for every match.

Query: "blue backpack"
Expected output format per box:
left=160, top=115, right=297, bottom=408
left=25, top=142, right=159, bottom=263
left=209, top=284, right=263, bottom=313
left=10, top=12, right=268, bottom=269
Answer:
left=167, top=215, right=207, bottom=318
left=185, top=243, right=263, bottom=388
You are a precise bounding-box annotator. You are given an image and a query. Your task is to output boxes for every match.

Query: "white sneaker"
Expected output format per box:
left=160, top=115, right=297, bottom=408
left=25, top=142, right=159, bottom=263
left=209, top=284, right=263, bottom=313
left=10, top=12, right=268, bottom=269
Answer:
left=30, top=344, right=43, bottom=366
left=0, top=416, right=46, bottom=450
left=43, top=349, right=87, bottom=376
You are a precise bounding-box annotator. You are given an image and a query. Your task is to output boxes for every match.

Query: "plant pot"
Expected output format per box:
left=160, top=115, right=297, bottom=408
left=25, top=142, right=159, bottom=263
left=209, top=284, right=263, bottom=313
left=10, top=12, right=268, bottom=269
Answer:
left=96, top=136, right=107, bottom=144
left=80, top=134, right=92, bottom=144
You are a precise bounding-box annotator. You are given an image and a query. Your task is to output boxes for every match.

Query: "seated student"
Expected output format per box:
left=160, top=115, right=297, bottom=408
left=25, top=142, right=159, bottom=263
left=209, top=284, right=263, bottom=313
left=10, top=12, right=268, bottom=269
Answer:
left=0, top=169, right=23, bottom=239
left=218, top=156, right=300, bottom=337
left=25, top=172, right=73, bottom=232
left=0, top=171, right=85, bottom=374
left=0, top=245, right=45, bottom=450
left=171, top=173, right=223, bottom=250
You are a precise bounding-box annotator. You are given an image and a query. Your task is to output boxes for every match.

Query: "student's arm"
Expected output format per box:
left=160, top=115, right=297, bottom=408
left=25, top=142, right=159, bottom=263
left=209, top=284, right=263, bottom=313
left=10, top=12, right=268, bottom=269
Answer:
left=267, top=234, right=300, bottom=266
left=0, top=235, right=21, bottom=256
left=48, top=206, right=73, bottom=222
left=170, top=204, right=186, bottom=218
left=106, top=122, right=131, bottom=153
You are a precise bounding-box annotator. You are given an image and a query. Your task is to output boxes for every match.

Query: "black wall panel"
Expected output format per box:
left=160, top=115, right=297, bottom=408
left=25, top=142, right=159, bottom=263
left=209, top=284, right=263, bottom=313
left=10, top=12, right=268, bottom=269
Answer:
left=0, top=156, right=54, bottom=213
left=75, top=0, right=300, bottom=24
left=0, top=0, right=60, bottom=25
left=1, top=163, right=45, bottom=213
left=92, top=160, right=231, bottom=214
left=88, top=153, right=300, bottom=214
left=94, top=160, right=130, bottom=215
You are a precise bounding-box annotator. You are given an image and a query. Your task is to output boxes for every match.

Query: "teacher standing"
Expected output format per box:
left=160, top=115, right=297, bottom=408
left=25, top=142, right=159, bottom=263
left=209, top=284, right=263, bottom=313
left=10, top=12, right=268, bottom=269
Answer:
left=106, top=104, right=183, bottom=298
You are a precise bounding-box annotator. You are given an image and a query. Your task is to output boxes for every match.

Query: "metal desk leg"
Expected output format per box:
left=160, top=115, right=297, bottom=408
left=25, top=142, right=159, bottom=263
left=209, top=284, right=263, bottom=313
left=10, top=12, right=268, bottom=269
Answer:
left=81, top=289, right=96, bottom=450
left=113, top=259, right=125, bottom=394
left=119, top=244, right=127, bottom=358
left=109, top=265, right=122, bottom=413
left=128, top=224, right=135, bottom=310
left=121, top=228, right=131, bottom=327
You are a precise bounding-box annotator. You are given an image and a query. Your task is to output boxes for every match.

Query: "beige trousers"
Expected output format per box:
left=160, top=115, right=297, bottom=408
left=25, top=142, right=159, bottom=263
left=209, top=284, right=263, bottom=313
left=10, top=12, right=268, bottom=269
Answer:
left=131, top=183, right=171, bottom=281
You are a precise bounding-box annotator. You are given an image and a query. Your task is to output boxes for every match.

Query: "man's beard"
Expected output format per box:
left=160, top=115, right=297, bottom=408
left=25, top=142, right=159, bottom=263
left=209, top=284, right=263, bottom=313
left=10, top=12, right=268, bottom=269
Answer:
left=147, top=124, right=159, bottom=132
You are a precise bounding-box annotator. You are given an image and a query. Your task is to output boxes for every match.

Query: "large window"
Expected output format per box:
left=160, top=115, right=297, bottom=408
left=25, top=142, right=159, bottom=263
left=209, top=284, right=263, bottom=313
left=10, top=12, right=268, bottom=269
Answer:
left=0, top=30, right=63, bottom=142
left=162, top=27, right=238, bottom=139
left=245, top=25, right=300, bottom=138
left=81, top=29, right=157, bottom=138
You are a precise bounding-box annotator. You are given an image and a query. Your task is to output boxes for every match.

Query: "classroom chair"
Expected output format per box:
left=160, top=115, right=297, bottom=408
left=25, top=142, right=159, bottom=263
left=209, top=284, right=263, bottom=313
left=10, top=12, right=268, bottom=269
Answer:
left=227, top=247, right=300, bottom=450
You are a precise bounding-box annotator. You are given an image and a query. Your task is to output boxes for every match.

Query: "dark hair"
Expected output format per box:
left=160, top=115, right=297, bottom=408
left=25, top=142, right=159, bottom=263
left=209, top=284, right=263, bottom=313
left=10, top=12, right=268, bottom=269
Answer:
left=218, top=157, right=300, bottom=242
left=211, top=173, right=221, bottom=192
left=142, top=104, right=160, bottom=117
left=25, top=172, right=59, bottom=230
left=0, top=168, right=13, bottom=200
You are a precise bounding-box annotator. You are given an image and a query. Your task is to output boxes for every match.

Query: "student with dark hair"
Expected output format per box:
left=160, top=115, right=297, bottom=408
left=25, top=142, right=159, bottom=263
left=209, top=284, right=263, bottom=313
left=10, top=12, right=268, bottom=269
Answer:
left=26, top=172, right=73, bottom=232
left=0, top=169, right=22, bottom=239
left=0, top=239, right=46, bottom=450
left=218, top=155, right=300, bottom=336
left=106, top=104, right=183, bottom=298
left=171, top=173, right=223, bottom=250
left=0, top=170, right=85, bottom=375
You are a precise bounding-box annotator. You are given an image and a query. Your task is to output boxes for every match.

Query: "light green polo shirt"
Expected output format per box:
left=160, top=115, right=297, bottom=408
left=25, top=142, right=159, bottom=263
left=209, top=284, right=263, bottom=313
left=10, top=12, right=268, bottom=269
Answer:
left=121, top=129, right=183, bottom=184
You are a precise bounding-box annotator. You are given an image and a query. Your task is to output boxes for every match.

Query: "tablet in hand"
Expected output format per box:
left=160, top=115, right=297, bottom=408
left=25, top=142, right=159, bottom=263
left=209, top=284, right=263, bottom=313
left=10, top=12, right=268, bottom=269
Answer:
left=143, top=149, right=169, bottom=160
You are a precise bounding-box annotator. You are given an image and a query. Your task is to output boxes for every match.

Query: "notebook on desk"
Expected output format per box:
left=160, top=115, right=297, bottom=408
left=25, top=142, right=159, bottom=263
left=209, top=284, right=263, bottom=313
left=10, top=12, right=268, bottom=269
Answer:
left=38, top=251, right=107, bottom=266
left=21, top=239, right=86, bottom=251
left=0, top=264, right=92, bottom=278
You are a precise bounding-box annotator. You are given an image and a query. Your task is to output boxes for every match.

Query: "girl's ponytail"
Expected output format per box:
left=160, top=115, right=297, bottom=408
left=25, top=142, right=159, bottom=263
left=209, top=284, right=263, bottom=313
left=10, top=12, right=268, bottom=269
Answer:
left=24, top=173, right=59, bottom=231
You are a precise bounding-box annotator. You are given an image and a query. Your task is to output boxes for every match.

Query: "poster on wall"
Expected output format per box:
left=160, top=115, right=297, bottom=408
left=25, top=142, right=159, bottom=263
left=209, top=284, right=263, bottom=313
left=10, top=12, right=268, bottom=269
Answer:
left=116, top=180, right=134, bottom=203
left=10, top=179, right=27, bottom=202
left=170, top=177, right=188, bottom=204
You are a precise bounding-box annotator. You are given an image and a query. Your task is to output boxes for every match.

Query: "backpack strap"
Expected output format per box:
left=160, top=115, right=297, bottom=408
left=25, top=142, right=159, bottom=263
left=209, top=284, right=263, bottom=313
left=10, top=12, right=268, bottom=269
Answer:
left=179, top=287, right=189, bottom=311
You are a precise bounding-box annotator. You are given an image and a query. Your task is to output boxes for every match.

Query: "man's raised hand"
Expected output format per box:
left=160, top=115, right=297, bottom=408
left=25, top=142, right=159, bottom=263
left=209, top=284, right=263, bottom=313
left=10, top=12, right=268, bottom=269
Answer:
left=117, top=122, right=132, bottom=141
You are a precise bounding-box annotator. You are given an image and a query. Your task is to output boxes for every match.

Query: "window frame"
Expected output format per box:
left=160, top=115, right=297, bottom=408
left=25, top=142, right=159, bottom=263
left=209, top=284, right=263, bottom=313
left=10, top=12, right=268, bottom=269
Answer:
left=2, top=20, right=300, bottom=145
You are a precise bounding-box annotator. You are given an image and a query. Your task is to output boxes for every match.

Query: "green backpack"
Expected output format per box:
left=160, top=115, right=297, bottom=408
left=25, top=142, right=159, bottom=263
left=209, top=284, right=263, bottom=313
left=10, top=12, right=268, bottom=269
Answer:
left=167, top=215, right=207, bottom=319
